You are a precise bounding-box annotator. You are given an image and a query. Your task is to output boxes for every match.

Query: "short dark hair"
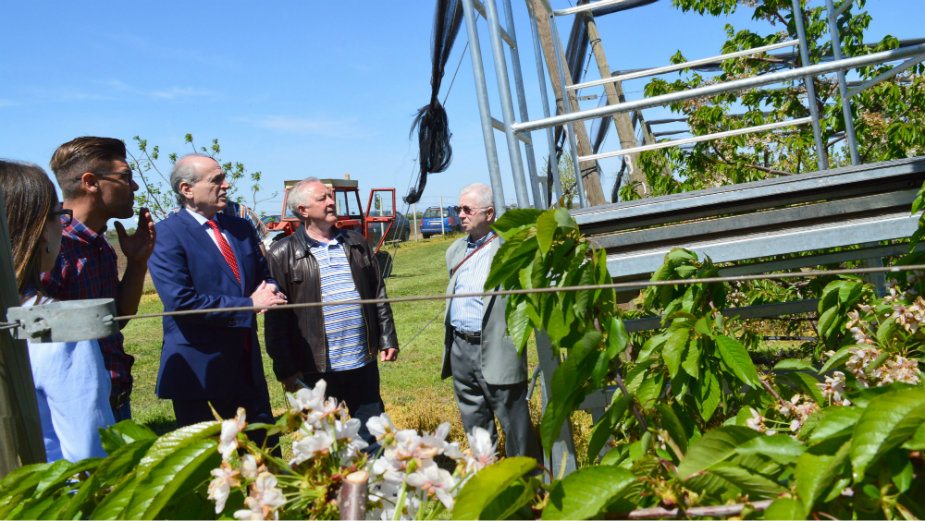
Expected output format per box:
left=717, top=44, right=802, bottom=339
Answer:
left=49, top=136, right=127, bottom=198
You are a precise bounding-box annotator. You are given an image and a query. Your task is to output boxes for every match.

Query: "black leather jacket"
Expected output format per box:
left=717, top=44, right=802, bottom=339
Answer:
left=264, top=228, right=398, bottom=379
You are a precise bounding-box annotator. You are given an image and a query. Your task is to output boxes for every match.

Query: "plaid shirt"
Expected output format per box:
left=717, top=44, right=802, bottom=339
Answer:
left=41, top=217, right=133, bottom=408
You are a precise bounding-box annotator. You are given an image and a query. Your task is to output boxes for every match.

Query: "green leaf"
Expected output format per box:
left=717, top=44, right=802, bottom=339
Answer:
left=681, top=340, right=701, bottom=379
left=677, top=426, right=760, bottom=479
left=850, top=385, right=925, bottom=478
left=551, top=207, right=576, bottom=229
left=493, top=209, right=542, bottom=236
left=137, top=421, right=220, bottom=474
left=454, top=457, right=537, bottom=520
left=818, top=344, right=856, bottom=374
left=592, top=318, right=628, bottom=385
left=735, top=434, right=805, bottom=462
left=662, top=327, right=689, bottom=378
left=542, top=466, right=635, bottom=520
left=124, top=438, right=219, bottom=519
left=715, top=335, right=761, bottom=387
left=478, top=479, right=535, bottom=520
left=803, top=406, right=862, bottom=445
left=90, top=474, right=138, bottom=519
left=708, top=462, right=786, bottom=498
left=696, top=369, right=721, bottom=422
left=95, top=439, right=156, bottom=487
left=507, top=299, right=533, bottom=354
left=535, top=211, right=557, bottom=255
left=795, top=453, right=835, bottom=515
left=587, top=394, right=629, bottom=462
left=540, top=332, right=602, bottom=452
left=656, top=403, right=688, bottom=455
left=58, top=473, right=103, bottom=520
left=774, top=359, right=816, bottom=372
left=763, top=498, right=805, bottom=520
left=99, top=420, right=158, bottom=453
left=901, top=422, right=925, bottom=450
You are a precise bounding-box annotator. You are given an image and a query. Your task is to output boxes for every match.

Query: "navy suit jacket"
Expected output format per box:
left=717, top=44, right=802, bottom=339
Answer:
left=148, top=210, right=273, bottom=400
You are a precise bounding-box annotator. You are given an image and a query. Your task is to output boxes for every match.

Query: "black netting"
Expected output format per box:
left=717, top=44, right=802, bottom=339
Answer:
left=405, top=0, right=464, bottom=205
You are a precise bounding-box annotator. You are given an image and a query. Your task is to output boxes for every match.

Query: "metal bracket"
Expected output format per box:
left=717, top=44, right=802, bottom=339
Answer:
left=5, top=298, right=118, bottom=343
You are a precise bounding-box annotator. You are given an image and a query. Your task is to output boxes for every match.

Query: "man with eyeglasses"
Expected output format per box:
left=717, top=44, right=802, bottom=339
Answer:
left=43, top=136, right=156, bottom=421
left=442, top=182, right=539, bottom=458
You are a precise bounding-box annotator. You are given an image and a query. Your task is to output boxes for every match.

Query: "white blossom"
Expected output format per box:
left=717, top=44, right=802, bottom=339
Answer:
left=234, top=472, right=286, bottom=520
left=241, top=454, right=258, bottom=479
left=287, top=379, right=327, bottom=413
left=207, top=464, right=239, bottom=514
left=290, top=430, right=334, bottom=465
left=818, top=371, right=850, bottom=405
left=219, top=408, right=247, bottom=461
left=406, top=462, right=458, bottom=509
left=465, top=427, right=496, bottom=473
left=367, top=413, right=397, bottom=440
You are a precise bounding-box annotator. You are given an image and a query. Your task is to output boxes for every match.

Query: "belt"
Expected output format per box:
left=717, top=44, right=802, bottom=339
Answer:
left=453, top=327, right=481, bottom=344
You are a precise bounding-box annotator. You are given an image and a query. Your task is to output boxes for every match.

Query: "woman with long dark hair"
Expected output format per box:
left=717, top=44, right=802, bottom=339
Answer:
left=0, top=159, right=114, bottom=462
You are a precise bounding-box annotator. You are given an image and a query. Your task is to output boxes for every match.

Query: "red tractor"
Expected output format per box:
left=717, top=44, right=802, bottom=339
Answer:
left=266, top=176, right=399, bottom=275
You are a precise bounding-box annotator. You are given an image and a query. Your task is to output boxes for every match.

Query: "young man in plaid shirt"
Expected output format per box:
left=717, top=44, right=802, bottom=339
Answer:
left=43, top=137, right=156, bottom=421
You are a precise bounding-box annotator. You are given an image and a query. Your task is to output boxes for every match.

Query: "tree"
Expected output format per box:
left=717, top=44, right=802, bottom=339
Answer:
left=618, top=0, right=925, bottom=200
left=128, top=134, right=276, bottom=221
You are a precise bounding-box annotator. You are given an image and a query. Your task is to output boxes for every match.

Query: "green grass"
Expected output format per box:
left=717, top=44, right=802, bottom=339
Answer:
left=123, top=234, right=497, bottom=445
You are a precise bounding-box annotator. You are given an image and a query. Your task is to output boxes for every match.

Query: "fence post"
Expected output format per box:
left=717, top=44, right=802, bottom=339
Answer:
left=0, top=195, right=46, bottom=476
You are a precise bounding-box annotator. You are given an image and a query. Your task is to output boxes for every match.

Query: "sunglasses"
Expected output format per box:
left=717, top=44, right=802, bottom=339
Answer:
left=454, top=205, right=490, bottom=215
left=95, top=169, right=135, bottom=183
left=49, top=206, right=73, bottom=226
left=76, top=169, right=135, bottom=183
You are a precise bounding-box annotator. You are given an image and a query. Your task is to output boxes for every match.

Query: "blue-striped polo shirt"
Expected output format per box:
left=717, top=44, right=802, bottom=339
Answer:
left=306, top=233, right=371, bottom=372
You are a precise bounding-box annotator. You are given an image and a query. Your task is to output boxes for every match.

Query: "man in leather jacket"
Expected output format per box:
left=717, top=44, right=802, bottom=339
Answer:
left=264, top=177, right=398, bottom=444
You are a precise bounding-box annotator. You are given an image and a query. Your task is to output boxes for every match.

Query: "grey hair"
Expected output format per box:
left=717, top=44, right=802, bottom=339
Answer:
left=460, top=182, right=493, bottom=208
left=170, top=153, right=215, bottom=205
left=287, top=177, right=322, bottom=217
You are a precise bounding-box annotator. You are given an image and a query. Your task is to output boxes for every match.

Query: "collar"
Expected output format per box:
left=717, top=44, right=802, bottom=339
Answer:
left=62, top=216, right=105, bottom=244
left=185, top=207, right=218, bottom=227
left=303, top=228, right=347, bottom=248
left=467, top=230, right=495, bottom=249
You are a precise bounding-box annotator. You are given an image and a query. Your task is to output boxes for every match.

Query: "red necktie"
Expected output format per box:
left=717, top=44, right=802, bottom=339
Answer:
left=206, top=220, right=241, bottom=284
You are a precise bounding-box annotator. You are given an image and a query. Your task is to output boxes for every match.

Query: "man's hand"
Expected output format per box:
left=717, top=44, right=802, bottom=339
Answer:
left=116, top=208, right=156, bottom=264
left=251, top=281, right=287, bottom=312
left=380, top=347, right=398, bottom=362
left=282, top=372, right=304, bottom=393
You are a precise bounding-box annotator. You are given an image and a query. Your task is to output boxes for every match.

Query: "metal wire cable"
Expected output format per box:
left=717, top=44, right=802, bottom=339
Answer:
left=109, top=263, right=925, bottom=322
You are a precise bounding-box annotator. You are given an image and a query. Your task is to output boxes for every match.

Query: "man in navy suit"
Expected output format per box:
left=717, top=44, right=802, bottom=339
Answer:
left=148, top=154, right=287, bottom=429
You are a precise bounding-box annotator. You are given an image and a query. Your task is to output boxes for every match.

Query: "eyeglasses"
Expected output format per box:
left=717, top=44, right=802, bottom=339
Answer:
left=454, top=205, right=490, bottom=215
left=49, top=206, right=73, bottom=226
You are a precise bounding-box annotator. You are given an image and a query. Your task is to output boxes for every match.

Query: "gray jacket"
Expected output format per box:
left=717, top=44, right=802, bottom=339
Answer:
left=442, top=236, right=528, bottom=385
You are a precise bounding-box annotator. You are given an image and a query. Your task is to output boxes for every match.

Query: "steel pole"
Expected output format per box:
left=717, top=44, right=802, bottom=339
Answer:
left=526, top=0, right=564, bottom=203
left=511, top=43, right=925, bottom=132
left=501, top=0, right=545, bottom=208
left=826, top=0, right=860, bottom=165
left=483, top=0, right=532, bottom=208
left=549, top=11, right=587, bottom=207
left=461, top=0, right=508, bottom=214
left=791, top=0, right=829, bottom=170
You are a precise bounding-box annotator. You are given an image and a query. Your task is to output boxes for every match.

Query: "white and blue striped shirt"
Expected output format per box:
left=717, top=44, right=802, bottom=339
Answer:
left=307, top=233, right=371, bottom=372
left=449, top=232, right=496, bottom=334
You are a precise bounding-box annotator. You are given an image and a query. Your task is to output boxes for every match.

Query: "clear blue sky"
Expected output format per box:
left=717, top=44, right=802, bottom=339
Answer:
left=1, top=1, right=920, bottom=220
